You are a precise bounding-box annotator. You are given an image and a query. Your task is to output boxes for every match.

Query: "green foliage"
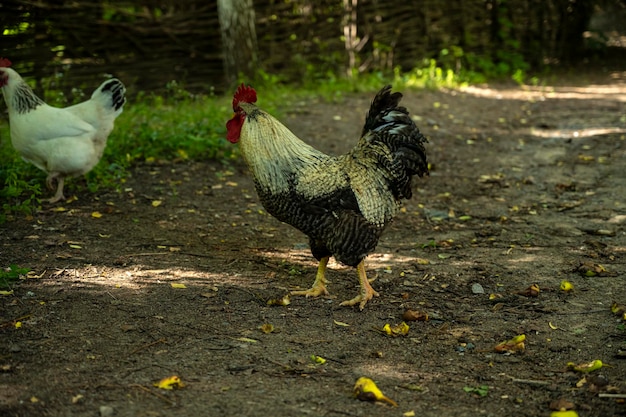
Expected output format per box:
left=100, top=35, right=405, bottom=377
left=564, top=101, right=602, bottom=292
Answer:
left=0, top=264, right=30, bottom=289
left=0, top=134, right=42, bottom=221
left=463, top=385, right=489, bottom=397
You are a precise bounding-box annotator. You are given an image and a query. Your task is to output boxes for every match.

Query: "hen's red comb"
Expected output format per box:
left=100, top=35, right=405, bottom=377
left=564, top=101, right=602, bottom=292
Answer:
left=232, top=84, right=257, bottom=110
left=0, top=57, right=12, bottom=68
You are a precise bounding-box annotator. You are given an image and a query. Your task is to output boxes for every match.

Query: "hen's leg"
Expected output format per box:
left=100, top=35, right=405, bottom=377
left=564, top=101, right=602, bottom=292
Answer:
left=340, top=260, right=379, bottom=310
left=291, top=256, right=330, bottom=298
left=47, top=174, right=66, bottom=203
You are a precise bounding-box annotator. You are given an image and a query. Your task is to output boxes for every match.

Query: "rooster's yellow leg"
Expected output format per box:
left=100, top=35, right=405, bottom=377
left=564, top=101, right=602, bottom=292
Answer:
left=291, top=256, right=330, bottom=298
left=48, top=175, right=65, bottom=204
left=340, top=260, right=380, bottom=310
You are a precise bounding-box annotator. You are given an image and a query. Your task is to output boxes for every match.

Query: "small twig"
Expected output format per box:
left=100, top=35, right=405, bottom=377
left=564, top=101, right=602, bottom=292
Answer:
left=510, top=377, right=550, bottom=386
left=598, top=393, right=626, bottom=399
left=128, top=338, right=167, bottom=356
left=127, top=252, right=173, bottom=257
left=129, top=384, right=175, bottom=405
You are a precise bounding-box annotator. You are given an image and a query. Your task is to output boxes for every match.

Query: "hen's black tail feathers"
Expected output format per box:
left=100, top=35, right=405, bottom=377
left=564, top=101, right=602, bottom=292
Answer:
left=94, top=79, right=126, bottom=113
left=362, top=85, right=429, bottom=200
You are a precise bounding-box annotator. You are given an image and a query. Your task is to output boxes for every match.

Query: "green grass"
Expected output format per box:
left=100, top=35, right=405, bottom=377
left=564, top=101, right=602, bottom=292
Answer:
left=0, top=264, right=30, bottom=289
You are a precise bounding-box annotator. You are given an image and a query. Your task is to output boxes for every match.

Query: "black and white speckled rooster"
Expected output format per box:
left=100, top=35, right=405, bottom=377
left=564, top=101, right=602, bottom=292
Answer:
left=0, top=58, right=126, bottom=203
left=226, top=84, right=428, bottom=309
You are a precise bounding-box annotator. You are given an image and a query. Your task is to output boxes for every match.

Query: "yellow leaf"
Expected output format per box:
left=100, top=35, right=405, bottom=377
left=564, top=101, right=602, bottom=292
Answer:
left=404, top=412, right=416, bottom=417
left=548, top=322, right=558, bottom=330
left=0, top=290, right=14, bottom=296
left=567, top=359, right=603, bottom=373
left=560, top=280, right=574, bottom=292
left=226, top=181, right=238, bottom=187
left=169, top=247, right=181, bottom=252
left=99, top=233, right=111, bottom=238
left=333, top=320, right=350, bottom=327
left=91, top=211, right=103, bottom=218
left=354, top=377, right=397, bottom=406
left=170, top=283, right=187, bottom=289
left=382, top=322, right=410, bottom=337
left=551, top=411, right=579, bottom=417
left=494, top=334, right=525, bottom=353
left=152, top=200, right=162, bottom=207
left=154, top=375, right=185, bottom=390
left=267, top=294, right=290, bottom=306
left=69, top=244, right=82, bottom=249
left=30, top=396, right=39, bottom=403
left=415, top=258, right=430, bottom=265
left=51, top=207, right=67, bottom=212
left=15, top=321, right=22, bottom=329
left=311, top=355, right=326, bottom=364
left=260, top=323, right=275, bottom=334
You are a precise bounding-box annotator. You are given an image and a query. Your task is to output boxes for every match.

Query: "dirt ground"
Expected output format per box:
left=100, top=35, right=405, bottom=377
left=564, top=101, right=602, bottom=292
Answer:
left=1, top=68, right=626, bottom=417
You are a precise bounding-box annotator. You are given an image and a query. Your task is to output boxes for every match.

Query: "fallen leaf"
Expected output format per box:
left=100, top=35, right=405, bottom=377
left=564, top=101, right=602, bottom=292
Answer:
left=310, top=355, right=326, bottom=364
left=560, top=280, right=574, bottom=292
left=91, top=211, right=103, bottom=218
left=69, top=244, right=82, bottom=249
left=517, top=283, right=540, bottom=297
left=267, top=294, right=290, bottom=306
left=333, top=320, right=350, bottom=327
left=402, top=309, right=429, bottom=322
left=381, top=322, right=410, bottom=337
left=494, top=334, right=525, bottom=353
left=0, top=290, right=14, bottom=296
left=260, top=323, right=275, bottom=334
left=152, top=200, right=162, bottom=207
left=170, top=283, right=187, bottom=289
left=51, top=207, right=67, bottom=212
left=549, top=398, right=575, bottom=411
left=567, top=359, right=603, bottom=373
left=354, top=377, right=397, bottom=407
left=611, top=302, right=626, bottom=320
left=576, top=261, right=614, bottom=277
left=550, top=411, right=579, bottom=417
left=154, top=375, right=185, bottom=390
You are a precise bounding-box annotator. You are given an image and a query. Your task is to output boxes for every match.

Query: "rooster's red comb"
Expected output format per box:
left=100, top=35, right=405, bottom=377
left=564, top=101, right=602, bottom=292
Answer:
left=0, top=57, right=12, bottom=68
left=232, top=84, right=257, bottom=110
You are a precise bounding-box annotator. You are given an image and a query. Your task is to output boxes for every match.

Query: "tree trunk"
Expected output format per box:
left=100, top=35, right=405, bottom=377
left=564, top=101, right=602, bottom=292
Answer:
left=217, top=0, right=258, bottom=86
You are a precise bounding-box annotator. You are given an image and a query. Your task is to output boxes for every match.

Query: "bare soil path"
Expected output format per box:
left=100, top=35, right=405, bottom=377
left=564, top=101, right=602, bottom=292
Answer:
left=1, top=70, right=626, bottom=417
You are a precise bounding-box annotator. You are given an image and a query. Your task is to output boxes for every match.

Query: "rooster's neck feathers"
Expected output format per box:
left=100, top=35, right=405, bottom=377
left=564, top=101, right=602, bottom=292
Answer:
left=239, top=108, right=328, bottom=194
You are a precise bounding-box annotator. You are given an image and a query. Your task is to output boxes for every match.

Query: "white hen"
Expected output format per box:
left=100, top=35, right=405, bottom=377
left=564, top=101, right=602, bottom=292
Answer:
left=0, top=58, right=126, bottom=203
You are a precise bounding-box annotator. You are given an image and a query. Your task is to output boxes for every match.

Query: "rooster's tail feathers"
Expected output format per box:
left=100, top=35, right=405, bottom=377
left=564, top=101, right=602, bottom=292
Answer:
left=362, top=85, right=429, bottom=200
left=93, top=79, right=126, bottom=113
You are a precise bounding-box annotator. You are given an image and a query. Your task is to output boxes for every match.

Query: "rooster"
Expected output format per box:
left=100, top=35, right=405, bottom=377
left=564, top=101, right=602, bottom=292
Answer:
left=0, top=58, right=126, bottom=203
left=226, top=84, right=428, bottom=309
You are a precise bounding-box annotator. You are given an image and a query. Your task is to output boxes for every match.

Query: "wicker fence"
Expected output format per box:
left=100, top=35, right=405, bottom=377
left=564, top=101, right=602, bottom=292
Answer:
left=0, top=0, right=607, bottom=96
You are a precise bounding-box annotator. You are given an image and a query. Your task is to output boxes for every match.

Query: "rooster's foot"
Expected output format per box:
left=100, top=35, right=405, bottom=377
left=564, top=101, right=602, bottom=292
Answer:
left=340, top=261, right=379, bottom=310
left=291, top=256, right=330, bottom=298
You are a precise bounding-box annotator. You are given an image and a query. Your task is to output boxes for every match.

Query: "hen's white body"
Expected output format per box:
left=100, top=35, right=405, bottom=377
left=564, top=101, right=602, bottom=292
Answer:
left=0, top=66, right=126, bottom=202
